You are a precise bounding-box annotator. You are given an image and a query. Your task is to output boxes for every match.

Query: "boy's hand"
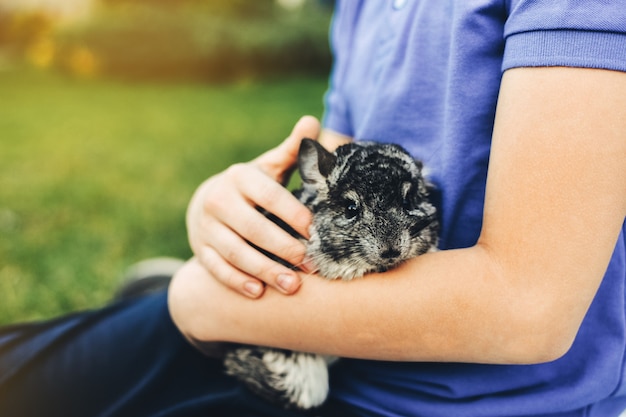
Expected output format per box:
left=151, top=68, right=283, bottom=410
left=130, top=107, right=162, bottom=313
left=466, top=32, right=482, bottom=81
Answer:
left=186, top=116, right=320, bottom=298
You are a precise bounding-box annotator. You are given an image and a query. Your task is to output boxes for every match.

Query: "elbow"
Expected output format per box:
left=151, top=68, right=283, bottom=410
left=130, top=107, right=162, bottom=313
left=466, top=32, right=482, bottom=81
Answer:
left=473, top=242, right=585, bottom=365
left=497, top=297, right=580, bottom=365
left=507, top=332, right=575, bottom=365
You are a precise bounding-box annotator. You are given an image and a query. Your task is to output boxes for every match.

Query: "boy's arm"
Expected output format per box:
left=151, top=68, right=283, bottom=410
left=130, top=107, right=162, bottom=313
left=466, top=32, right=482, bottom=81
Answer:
left=171, top=67, right=626, bottom=364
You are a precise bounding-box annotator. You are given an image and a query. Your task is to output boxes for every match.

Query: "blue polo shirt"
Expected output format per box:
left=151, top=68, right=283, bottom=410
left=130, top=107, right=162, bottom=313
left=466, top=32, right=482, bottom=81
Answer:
left=323, top=1, right=626, bottom=416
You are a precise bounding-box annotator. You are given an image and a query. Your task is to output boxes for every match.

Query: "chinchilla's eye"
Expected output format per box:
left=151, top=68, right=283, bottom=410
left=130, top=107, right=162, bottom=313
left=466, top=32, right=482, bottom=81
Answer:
left=344, top=199, right=360, bottom=219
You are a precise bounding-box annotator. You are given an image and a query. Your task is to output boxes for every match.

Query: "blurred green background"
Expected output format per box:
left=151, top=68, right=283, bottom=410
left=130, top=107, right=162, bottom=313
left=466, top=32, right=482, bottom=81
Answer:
left=0, top=0, right=333, bottom=324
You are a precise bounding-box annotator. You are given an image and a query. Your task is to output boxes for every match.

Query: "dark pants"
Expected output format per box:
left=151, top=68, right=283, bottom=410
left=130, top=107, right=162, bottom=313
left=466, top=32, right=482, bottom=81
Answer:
left=0, top=292, right=357, bottom=417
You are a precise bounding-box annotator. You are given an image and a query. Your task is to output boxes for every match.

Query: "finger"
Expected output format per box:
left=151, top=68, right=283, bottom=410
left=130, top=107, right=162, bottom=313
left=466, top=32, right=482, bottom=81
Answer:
left=242, top=177, right=312, bottom=241
left=203, top=179, right=308, bottom=271
left=226, top=162, right=313, bottom=240
left=197, top=245, right=265, bottom=299
left=201, top=218, right=304, bottom=295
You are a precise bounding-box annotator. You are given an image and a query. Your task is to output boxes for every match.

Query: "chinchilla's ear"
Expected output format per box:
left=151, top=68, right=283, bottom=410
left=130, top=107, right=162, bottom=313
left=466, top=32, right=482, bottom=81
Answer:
left=298, top=138, right=336, bottom=190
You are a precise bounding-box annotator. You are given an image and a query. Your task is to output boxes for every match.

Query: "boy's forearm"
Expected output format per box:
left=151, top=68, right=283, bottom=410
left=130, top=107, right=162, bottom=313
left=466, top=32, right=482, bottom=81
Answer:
left=168, top=247, right=563, bottom=364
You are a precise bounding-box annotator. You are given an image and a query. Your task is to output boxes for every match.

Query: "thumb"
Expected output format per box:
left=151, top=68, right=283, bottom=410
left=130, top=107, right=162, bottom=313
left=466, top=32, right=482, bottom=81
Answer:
left=253, top=115, right=321, bottom=183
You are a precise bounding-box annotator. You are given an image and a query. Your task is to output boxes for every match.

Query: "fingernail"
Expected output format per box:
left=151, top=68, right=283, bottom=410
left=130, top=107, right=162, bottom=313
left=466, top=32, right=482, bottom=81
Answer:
left=300, top=257, right=316, bottom=274
left=277, top=274, right=300, bottom=294
left=244, top=281, right=263, bottom=298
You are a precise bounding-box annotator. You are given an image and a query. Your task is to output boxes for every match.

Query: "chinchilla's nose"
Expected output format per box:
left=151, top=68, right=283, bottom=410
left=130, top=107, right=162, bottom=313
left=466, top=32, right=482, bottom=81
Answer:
left=380, top=247, right=401, bottom=260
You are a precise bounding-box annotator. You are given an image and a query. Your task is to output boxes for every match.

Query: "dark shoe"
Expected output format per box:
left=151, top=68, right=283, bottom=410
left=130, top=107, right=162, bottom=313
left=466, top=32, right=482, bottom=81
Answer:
left=114, top=257, right=185, bottom=302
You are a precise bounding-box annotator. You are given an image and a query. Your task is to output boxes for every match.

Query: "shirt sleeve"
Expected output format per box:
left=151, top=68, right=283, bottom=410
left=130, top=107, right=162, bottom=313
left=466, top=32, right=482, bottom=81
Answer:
left=503, top=0, right=626, bottom=72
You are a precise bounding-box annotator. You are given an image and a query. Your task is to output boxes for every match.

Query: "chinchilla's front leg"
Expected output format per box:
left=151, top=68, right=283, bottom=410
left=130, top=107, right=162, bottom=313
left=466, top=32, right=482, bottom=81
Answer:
left=224, top=346, right=332, bottom=410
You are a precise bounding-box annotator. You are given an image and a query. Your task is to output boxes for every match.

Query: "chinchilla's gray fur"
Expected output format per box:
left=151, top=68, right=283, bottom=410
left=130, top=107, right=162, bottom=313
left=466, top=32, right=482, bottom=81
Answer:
left=219, top=139, right=439, bottom=410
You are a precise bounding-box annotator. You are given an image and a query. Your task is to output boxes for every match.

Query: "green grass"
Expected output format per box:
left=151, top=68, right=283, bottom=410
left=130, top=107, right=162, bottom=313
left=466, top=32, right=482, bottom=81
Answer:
left=0, top=70, right=328, bottom=324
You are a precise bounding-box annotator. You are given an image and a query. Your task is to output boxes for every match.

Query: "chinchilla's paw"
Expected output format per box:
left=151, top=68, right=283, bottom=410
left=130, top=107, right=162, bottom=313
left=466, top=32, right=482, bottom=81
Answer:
left=224, top=346, right=330, bottom=410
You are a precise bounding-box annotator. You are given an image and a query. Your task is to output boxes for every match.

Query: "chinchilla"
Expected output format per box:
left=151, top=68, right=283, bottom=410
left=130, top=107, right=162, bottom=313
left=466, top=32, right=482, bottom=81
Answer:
left=216, top=139, right=439, bottom=410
